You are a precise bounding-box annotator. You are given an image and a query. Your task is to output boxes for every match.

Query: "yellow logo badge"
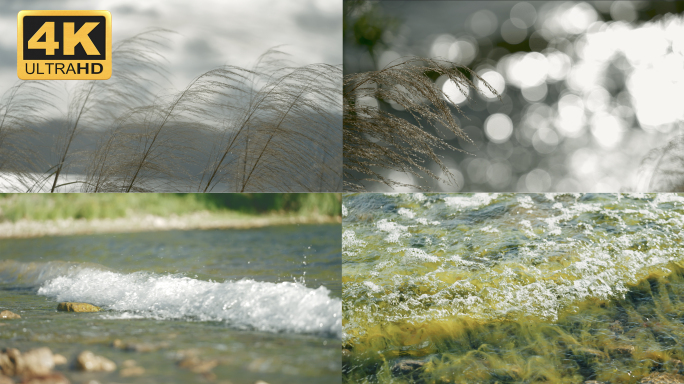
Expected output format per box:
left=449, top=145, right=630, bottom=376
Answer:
left=17, top=10, right=112, bottom=80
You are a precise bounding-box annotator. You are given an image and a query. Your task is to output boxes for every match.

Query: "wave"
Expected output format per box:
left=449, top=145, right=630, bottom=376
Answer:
left=0, top=261, right=341, bottom=337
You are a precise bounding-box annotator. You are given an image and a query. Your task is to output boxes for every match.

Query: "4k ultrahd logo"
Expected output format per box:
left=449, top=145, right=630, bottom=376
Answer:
left=18, top=10, right=112, bottom=80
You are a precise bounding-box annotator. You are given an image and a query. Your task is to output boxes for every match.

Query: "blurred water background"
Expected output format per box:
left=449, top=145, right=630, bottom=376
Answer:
left=344, top=1, right=684, bottom=192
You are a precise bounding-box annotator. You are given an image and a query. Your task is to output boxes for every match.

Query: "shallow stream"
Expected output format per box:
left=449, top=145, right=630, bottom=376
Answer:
left=343, top=193, right=684, bottom=383
left=0, top=224, right=341, bottom=384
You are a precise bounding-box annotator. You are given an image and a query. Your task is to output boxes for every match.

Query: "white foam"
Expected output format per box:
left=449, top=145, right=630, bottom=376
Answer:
left=37, top=269, right=341, bottom=338
left=375, top=219, right=409, bottom=244
left=444, top=193, right=497, bottom=209
left=397, top=208, right=415, bottom=218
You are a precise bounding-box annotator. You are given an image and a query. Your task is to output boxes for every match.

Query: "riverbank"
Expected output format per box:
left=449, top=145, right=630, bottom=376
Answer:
left=0, top=211, right=340, bottom=239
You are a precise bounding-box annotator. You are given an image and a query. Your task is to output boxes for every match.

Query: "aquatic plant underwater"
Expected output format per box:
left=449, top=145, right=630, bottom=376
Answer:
left=0, top=30, right=342, bottom=192
left=342, top=193, right=684, bottom=383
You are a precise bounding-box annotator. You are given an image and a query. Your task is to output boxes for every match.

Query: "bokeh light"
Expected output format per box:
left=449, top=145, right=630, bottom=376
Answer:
left=440, top=75, right=469, bottom=105
left=346, top=1, right=684, bottom=192
left=477, top=70, right=506, bottom=99
left=484, top=113, right=514, bottom=143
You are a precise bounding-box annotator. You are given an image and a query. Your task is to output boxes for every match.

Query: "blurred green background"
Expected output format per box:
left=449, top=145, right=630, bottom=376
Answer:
left=0, top=193, right=341, bottom=222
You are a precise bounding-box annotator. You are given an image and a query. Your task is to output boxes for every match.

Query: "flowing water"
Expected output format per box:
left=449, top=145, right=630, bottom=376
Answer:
left=342, top=193, right=684, bottom=383
left=0, top=224, right=341, bottom=384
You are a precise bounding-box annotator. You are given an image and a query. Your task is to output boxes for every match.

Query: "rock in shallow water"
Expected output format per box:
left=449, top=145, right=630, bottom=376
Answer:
left=391, top=359, right=426, bottom=376
left=57, top=303, right=100, bottom=313
left=75, top=351, right=116, bottom=372
left=111, top=339, right=169, bottom=352
left=0, top=311, right=20, bottom=319
left=21, top=372, right=70, bottom=384
left=0, top=347, right=56, bottom=376
left=641, top=372, right=684, bottom=384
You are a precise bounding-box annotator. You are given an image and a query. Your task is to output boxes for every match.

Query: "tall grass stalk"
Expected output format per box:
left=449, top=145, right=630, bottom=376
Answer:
left=343, top=57, right=498, bottom=192
left=636, top=134, right=684, bottom=192
left=0, top=81, right=60, bottom=192
left=0, top=31, right=342, bottom=192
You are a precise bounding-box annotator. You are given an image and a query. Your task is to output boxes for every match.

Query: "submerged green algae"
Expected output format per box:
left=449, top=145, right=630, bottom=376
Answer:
left=342, top=193, right=684, bottom=383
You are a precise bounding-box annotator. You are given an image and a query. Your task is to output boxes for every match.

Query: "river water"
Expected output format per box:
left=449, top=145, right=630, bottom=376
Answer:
left=343, top=193, right=684, bottom=383
left=0, top=224, right=341, bottom=384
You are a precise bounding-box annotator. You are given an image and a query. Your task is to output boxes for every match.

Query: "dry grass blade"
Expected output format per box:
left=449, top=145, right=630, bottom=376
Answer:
left=636, top=135, right=684, bottom=192
left=79, top=29, right=173, bottom=192
left=0, top=81, right=60, bottom=192
left=1, top=32, right=342, bottom=192
left=198, top=50, right=342, bottom=192
left=343, top=56, right=498, bottom=192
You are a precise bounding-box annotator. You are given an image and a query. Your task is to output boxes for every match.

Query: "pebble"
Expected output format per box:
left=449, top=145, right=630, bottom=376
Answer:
left=0, top=311, right=20, bottom=319
left=391, top=359, right=425, bottom=376
left=20, top=372, right=70, bottom=384
left=56, top=303, right=100, bottom=313
left=641, top=372, right=684, bottom=384
left=609, top=345, right=635, bottom=357
left=52, top=355, right=67, bottom=366
left=0, top=347, right=56, bottom=376
left=74, top=351, right=116, bottom=372
left=184, top=357, right=218, bottom=374
left=120, top=366, right=145, bottom=377
left=112, top=339, right=169, bottom=352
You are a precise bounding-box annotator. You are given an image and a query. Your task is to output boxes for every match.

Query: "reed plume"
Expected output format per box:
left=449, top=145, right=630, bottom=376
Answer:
left=0, top=30, right=342, bottom=192
left=636, top=135, right=684, bottom=192
left=0, top=81, right=60, bottom=191
left=197, top=49, right=342, bottom=192
left=343, top=57, right=498, bottom=191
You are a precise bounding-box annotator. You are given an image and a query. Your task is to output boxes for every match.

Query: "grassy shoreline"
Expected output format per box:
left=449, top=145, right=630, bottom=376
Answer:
left=0, top=193, right=341, bottom=239
left=0, top=210, right=341, bottom=239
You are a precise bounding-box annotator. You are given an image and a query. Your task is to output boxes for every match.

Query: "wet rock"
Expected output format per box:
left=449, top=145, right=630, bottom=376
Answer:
left=122, top=360, right=137, bottom=368
left=111, top=339, right=169, bottom=352
left=391, top=359, right=425, bottom=376
left=119, top=359, right=144, bottom=377
left=177, top=356, right=218, bottom=374
left=609, top=345, right=635, bottom=357
left=0, top=311, right=20, bottom=319
left=74, top=351, right=116, bottom=372
left=22, top=348, right=55, bottom=376
left=120, top=366, right=145, bottom=377
left=20, top=372, right=70, bottom=384
left=668, top=359, right=684, bottom=374
left=0, top=351, right=15, bottom=376
left=1, top=347, right=57, bottom=377
left=641, top=372, right=684, bottom=384
left=56, top=303, right=100, bottom=313
left=52, top=355, right=66, bottom=366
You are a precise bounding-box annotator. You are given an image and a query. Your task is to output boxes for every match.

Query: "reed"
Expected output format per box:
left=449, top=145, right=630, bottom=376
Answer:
left=0, top=31, right=342, bottom=192
left=343, top=57, right=498, bottom=191
left=636, top=135, right=684, bottom=192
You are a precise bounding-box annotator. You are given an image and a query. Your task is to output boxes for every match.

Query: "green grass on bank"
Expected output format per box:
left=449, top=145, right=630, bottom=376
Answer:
left=0, top=193, right=341, bottom=223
